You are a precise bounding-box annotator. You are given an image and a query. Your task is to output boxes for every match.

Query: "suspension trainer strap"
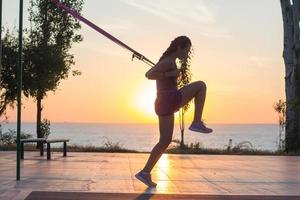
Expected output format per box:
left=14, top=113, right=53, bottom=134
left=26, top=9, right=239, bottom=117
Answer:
left=50, top=0, right=155, bottom=67
left=50, top=0, right=185, bottom=134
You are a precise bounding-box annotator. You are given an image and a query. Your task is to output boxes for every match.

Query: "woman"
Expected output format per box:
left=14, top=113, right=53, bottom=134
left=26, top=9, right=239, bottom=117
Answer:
left=135, top=36, right=213, bottom=187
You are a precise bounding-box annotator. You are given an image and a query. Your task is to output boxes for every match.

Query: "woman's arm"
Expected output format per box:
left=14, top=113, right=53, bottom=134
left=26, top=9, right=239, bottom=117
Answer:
left=145, top=58, right=177, bottom=80
left=145, top=68, right=165, bottom=80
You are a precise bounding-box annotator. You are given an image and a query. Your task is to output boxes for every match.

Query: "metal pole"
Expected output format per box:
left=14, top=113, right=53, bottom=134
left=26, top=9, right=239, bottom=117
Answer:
left=180, top=109, right=185, bottom=149
left=16, top=0, right=23, bottom=181
left=0, top=0, right=2, bottom=73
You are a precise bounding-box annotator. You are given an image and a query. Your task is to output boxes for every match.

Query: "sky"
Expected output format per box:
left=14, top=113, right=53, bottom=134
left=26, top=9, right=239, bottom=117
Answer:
left=2, top=0, right=285, bottom=124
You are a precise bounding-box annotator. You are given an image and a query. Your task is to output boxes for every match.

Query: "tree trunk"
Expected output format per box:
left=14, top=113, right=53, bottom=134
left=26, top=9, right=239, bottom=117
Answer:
left=36, top=92, right=43, bottom=149
left=280, top=0, right=300, bottom=152
left=179, top=109, right=185, bottom=149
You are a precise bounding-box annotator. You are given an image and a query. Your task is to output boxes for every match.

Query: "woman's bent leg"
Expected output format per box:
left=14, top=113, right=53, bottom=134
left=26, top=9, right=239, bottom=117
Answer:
left=178, top=81, right=207, bottom=122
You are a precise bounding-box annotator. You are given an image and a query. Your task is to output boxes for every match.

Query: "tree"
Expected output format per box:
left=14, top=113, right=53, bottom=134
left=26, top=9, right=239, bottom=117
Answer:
left=24, top=0, right=83, bottom=140
left=178, top=53, right=192, bottom=149
left=280, top=0, right=300, bottom=152
left=273, top=99, right=286, bottom=151
left=0, top=30, right=19, bottom=116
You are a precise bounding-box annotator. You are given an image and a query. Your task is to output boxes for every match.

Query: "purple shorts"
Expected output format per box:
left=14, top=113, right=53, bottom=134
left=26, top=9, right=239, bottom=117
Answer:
left=154, top=90, right=182, bottom=116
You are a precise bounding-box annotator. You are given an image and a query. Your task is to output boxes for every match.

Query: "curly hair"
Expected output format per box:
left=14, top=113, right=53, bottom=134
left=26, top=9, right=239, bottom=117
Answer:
left=159, top=36, right=193, bottom=111
left=158, top=35, right=192, bottom=85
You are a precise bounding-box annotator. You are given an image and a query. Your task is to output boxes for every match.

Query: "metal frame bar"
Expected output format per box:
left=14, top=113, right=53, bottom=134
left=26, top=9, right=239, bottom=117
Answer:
left=16, top=0, right=24, bottom=181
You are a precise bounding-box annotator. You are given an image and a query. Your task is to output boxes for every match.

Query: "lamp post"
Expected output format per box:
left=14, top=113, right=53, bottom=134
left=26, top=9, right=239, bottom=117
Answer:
left=16, top=0, right=23, bottom=181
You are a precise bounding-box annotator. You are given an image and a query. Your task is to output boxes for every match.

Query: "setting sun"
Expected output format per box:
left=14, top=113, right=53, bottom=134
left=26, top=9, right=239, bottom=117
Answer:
left=2, top=0, right=284, bottom=125
left=134, top=81, right=157, bottom=116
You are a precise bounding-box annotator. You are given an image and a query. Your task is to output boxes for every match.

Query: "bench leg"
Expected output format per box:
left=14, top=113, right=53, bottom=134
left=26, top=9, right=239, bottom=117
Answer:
left=21, top=142, right=24, bottom=159
left=40, top=142, right=44, bottom=156
left=63, top=142, right=67, bottom=157
left=47, top=143, right=51, bottom=160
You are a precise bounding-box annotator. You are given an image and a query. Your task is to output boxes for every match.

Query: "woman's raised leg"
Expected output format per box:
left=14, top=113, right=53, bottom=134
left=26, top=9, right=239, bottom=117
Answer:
left=178, top=81, right=207, bottom=122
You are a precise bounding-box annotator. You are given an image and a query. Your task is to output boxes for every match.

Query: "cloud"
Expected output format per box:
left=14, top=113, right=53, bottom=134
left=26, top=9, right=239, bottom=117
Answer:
left=249, top=56, right=273, bottom=68
left=120, top=0, right=216, bottom=25
left=119, top=0, right=232, bottom=39
left=100, top=20, right=135, bottom=32
left=197, top=26, right=233, bottom=39
left=121, top=0, right=180, bottom=24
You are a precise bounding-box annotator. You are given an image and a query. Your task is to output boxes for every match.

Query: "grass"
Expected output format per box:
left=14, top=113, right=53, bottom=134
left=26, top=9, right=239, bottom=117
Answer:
left=1, top=143, right=299, bottom=155
left=165, top=145, right=289, bottom=155
left=0, top=143, right=138, bottom=153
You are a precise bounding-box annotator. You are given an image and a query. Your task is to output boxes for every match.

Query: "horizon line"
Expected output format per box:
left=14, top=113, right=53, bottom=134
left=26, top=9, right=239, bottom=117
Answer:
left=3, top=121, right=279, bottom=125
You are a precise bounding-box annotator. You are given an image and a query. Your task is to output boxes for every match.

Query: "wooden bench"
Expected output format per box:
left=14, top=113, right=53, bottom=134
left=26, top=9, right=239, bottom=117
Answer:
left=46, top=139, right=69, bottom=160
left=19, top=138, right=69, bottom=160
left=20, top=138, right=46, bottom=159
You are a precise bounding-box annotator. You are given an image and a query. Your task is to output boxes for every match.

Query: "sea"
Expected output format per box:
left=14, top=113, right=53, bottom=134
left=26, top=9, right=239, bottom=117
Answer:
left=1, top=123, right=281, bottom=152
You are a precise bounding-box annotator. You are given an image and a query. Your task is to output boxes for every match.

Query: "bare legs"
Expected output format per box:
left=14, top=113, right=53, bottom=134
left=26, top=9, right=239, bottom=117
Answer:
left=179, top=81, right=207, bottom=123
left=142, top=114, right=174, bottom=173
left=141, top=81, right=207, bottom=174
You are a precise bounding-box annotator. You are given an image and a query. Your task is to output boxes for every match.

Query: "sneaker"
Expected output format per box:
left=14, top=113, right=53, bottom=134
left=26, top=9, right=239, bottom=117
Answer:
left=135, top=171, right=157, bottom=187
left=189, top=121, right=213, bottom=133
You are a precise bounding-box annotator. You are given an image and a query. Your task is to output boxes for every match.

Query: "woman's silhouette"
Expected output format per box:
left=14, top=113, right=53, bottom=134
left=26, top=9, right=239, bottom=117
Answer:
left=135, top=36, right=213, bottom=187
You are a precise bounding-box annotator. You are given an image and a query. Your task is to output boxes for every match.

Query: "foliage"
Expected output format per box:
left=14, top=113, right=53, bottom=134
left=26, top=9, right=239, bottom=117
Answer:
left=166, top=139, right=285, bottom=155
left=0, top=128, right=32, bottom=145
left=0, top=0, right=84, bottom=127
left=177, top=48, right=193, bottom=148
left=102, top=137, right=125, bottom=151
left=168, top=139, right=203, bottom=152
left=23, top=0, right=84, bottom=139
left=23, top=0, right=84, bottom=99
left=231, top=141, right=253, bottom=151
left=274, top=99, right=286, bottom=151
left=0, top=30, right=19, bottom=116
left=178, top=48, right=193, bottom=112
left=40, top=118, right=51, bottom=139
